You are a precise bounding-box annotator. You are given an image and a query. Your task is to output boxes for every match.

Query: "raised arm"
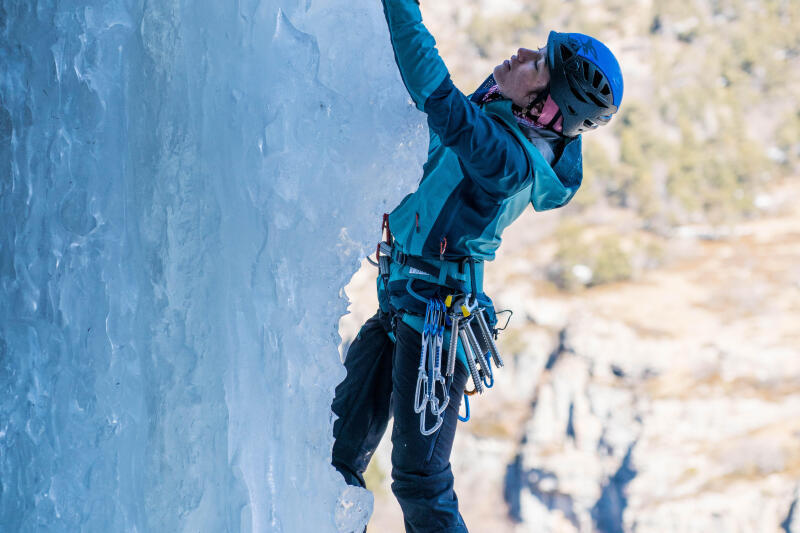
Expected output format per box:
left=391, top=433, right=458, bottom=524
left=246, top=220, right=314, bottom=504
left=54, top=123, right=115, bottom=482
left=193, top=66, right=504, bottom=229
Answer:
left=380, top=0, right=448, bottom=110
left=380, top=0, right=532, bottom=198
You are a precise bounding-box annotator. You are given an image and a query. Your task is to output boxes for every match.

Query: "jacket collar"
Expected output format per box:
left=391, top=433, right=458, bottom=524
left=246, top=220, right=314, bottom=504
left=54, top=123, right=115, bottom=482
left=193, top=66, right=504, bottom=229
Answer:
left=481, top=98, right=583, bottom=191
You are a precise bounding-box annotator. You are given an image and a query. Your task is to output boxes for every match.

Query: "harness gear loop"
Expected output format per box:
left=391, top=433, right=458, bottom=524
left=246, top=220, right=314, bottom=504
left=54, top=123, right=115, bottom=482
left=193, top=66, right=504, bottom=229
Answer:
left=467, top=257, right=478, bottom=306
left=494, top=309, right=514, bottom=333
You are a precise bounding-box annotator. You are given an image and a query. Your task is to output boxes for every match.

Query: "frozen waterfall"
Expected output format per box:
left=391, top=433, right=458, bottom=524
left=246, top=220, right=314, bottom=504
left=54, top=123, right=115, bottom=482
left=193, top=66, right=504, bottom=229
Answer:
left=0, top=1, right=426, bottom=531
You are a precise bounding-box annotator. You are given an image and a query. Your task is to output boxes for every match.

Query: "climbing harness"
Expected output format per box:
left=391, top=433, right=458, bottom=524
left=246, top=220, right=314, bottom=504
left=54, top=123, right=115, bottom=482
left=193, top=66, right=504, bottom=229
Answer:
left=369, top=214, right=509, bottom=436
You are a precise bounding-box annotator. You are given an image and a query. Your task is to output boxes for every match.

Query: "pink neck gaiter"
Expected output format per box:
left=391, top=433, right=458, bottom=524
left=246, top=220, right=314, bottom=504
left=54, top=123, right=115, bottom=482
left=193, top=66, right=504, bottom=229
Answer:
left=480, top=84, right=564, bottom=134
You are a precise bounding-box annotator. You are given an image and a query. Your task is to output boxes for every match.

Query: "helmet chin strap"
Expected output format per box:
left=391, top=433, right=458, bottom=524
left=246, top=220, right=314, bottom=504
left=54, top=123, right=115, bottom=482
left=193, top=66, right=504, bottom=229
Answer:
left=474, top=76, right=563, bottom=134
left=524, top=89, right=550, bottom=113
left=545, top=109, right=562, bottom=129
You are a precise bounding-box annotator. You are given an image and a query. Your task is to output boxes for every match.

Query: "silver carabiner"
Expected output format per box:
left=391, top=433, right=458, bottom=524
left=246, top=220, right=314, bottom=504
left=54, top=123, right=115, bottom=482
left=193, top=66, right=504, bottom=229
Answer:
left=429, top=331, right=449, bottom=417
left=414, top=303, right=433, bottom=414
left=429, top=374, right=449, bottom=416
left=419, top=402, right=444, bottom=436
left=414, top=371, right=429, bottom=414
left=414, top=332, right=431, bottom=414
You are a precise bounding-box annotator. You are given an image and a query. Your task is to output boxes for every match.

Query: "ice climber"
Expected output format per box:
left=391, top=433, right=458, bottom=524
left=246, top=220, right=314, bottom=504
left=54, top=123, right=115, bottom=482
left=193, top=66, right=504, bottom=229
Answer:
left=331, top=0, right=624, bottom=530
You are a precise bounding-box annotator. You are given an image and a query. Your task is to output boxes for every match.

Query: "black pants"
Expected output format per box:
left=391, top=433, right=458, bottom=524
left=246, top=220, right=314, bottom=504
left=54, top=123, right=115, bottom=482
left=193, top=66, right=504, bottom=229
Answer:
left=331, top=311, right=470, bottom=532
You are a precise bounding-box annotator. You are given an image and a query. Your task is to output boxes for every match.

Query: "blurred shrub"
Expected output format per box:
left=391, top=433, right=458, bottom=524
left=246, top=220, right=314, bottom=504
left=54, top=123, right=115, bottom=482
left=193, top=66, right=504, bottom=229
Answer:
left=549, top=219, right=590, bottom=291
left=776, top=111, right=800, bottom=170
left=548, top=220, right=633, bottom=291
left=592, top=236, right=633, bottom=286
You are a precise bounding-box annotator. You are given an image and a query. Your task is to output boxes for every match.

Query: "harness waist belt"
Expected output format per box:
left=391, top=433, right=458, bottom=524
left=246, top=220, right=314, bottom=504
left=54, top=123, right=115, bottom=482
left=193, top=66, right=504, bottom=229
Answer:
left=390, top=246, right=483, bottom=294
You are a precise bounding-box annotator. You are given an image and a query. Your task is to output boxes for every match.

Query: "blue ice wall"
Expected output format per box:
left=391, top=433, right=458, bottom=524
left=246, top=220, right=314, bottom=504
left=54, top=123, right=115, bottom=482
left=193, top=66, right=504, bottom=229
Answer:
left=0, top=1, right=426, bottom=531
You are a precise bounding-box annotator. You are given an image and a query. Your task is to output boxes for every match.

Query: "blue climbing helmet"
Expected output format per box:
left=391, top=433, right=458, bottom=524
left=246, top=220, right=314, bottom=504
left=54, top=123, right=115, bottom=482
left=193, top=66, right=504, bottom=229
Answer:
left=546, top=31, right=624, bottom=137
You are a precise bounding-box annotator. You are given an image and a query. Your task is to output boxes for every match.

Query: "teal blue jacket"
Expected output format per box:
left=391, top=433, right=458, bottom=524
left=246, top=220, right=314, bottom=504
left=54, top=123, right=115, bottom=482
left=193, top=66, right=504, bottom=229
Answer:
left=378, top=0, right=584, bottom=351
left=381, top=0, right=583, bottom=265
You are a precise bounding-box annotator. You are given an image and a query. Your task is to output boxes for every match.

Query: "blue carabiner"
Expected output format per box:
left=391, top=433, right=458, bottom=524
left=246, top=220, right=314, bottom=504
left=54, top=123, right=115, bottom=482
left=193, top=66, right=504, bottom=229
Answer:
left=458, top=394, right=470, bottom=422
left=482, top=352, right=494, bottom=388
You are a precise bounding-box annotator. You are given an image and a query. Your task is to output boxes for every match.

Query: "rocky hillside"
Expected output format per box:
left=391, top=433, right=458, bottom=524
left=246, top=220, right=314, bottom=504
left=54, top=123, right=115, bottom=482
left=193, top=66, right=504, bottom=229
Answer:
left=486, top=182, right=800, bottom=533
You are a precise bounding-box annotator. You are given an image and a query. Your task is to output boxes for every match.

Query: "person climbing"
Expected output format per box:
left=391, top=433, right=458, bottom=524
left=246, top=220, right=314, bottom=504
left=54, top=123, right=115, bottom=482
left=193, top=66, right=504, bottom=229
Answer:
left=331, top=0, right=624, bottom=531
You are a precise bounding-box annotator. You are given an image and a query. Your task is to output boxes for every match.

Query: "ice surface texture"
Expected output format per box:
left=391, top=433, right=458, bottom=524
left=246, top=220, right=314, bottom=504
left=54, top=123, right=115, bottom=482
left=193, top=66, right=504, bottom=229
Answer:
left=0, top=1, right=426, bottom=531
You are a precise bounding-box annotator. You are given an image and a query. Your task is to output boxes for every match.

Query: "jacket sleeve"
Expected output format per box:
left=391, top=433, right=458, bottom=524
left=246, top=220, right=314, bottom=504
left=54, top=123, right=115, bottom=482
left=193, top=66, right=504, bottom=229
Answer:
left=380, top=0, right=531, bottom=198
left=380, top=0, right=449, bottom=110
left=424, top=77, right=532, bottom=198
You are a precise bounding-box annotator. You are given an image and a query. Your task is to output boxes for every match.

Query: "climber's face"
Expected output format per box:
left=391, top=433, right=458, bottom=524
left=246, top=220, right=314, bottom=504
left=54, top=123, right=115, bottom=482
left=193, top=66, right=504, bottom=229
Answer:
left=493, top=47, right=550, bottom=108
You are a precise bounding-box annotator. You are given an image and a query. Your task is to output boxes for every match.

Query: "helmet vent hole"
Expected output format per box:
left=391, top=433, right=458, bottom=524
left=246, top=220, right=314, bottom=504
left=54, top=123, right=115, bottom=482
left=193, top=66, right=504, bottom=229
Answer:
left=567, top=105, right=576, bottom=114
left=582, top=61, right=590, bottom=80
left=587, top=93, right=607, bottom=107
left=583, top=119, right=596, bottom=128
left=601, top=84, right=611, bottom=96
left=593, top=71, right=603, bottom=88
left=569, top=87, right=588, bottom=104
left=560, top=44, right=574, bottom=60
